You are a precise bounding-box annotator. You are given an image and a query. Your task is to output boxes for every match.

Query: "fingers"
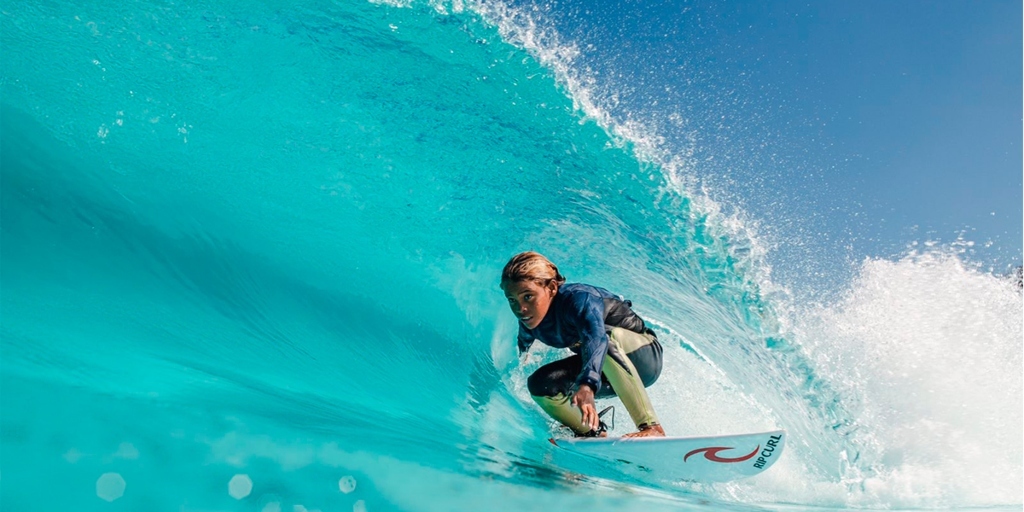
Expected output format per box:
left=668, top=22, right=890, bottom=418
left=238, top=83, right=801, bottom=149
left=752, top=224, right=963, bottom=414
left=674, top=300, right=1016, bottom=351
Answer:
left=587, top=407, right=597, bottom=431
left=572, top=387, right=599, bottom=431
left=580, top=404, right=598, bottom=431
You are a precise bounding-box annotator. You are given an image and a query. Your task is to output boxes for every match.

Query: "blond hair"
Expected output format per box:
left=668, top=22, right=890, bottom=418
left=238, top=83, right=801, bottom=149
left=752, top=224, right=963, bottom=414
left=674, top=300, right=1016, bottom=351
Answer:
left=500, top=251, right=566, bottom=289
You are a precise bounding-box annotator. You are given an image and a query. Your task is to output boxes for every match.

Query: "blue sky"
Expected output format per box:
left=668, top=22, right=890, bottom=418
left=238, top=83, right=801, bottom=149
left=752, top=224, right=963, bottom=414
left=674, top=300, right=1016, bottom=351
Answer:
left=521, top=0, right=1022, bottom=278
left=748, top=1, right=1022, bottom=263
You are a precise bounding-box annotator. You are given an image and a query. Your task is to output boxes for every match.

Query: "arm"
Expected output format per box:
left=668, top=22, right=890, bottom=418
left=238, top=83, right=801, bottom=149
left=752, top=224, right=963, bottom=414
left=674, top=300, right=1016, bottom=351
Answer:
left=572, top=293, right=609, bottom=394
left=569, top=293, right=608, bottom=432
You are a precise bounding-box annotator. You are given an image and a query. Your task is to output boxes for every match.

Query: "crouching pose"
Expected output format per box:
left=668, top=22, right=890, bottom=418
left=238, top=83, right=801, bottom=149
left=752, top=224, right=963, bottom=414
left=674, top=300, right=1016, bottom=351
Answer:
left=501, top=251, right=665, bottom=438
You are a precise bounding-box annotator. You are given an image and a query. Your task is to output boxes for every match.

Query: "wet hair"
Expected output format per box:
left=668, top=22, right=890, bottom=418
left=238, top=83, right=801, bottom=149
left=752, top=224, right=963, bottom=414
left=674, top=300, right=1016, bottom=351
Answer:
left=500, top=251, right=566, bottom=290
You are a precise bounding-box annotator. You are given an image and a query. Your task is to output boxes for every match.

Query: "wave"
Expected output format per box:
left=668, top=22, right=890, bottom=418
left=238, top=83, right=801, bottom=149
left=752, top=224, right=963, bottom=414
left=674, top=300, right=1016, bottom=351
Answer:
left=0, top=1, right=1020, bottom=510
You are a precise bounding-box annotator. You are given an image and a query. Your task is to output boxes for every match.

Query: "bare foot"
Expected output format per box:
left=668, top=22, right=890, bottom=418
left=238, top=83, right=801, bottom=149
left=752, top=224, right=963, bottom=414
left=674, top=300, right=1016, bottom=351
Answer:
left=622, top=424, right=666, bottom=439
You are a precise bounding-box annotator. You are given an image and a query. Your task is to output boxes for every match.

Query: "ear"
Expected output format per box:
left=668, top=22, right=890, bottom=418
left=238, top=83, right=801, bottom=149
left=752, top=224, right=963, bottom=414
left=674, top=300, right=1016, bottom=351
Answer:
left=546, top=280, right=559, bottom=296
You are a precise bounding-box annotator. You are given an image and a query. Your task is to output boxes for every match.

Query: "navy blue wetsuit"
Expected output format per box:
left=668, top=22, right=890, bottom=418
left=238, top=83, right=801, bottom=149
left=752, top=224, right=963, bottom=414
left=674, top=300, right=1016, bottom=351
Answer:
left=517, top=283, right=658, bottom=396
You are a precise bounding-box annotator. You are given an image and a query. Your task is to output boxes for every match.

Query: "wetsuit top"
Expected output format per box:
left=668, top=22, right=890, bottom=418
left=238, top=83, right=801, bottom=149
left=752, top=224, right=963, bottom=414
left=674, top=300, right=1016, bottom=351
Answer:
left=516, top=282, right=650, bottom=394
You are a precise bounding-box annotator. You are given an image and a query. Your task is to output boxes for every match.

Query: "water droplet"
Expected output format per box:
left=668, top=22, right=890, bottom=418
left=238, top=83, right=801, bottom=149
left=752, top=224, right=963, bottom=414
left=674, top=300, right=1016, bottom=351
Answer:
left=228, top=474, right=252, bottom=499
left=96, top=473, right=126, bottom=502
left=338, top=475, right=357, bottom=494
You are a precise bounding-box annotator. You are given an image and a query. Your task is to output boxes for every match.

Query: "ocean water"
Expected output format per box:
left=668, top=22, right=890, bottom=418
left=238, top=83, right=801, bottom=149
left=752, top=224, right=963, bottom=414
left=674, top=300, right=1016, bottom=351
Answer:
left=1, top=1, right=1021, bottom=511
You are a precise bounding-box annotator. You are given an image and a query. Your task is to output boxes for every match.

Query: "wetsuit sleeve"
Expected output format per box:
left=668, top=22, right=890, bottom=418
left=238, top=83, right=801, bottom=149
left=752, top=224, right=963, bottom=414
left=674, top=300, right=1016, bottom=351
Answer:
left=516, top=326, right=534, bottom=354
left=569, top=293, right=608, bottom=393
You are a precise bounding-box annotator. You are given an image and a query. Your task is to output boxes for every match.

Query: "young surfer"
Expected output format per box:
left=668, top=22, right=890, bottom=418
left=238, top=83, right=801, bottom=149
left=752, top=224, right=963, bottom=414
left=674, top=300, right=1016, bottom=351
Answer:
left=501, top=251, right=666, bottom=438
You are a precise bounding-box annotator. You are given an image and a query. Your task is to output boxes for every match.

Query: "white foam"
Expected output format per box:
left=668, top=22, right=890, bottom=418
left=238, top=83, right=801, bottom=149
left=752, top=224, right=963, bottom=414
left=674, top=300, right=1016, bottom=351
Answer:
left=785, top=248, right=1023, bottom=508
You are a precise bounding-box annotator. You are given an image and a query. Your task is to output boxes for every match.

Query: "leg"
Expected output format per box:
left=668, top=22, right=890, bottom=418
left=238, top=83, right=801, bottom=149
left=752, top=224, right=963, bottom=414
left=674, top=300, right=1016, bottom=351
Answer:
left=601, top=327, right=662, bottom=430
left=527, top=355, right=591, bottom=435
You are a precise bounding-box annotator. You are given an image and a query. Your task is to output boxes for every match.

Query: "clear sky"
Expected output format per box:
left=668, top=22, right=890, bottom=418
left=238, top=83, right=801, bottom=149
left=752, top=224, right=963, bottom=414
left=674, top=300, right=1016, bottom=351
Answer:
left=520, top=0, right=1022, bottom=280
left=743, top=0, right=1022, bottom=267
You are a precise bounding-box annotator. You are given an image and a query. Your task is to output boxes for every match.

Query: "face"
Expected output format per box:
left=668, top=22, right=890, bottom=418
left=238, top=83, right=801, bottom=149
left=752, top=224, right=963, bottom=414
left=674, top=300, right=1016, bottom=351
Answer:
left=503, top=280, right=557, bottom=329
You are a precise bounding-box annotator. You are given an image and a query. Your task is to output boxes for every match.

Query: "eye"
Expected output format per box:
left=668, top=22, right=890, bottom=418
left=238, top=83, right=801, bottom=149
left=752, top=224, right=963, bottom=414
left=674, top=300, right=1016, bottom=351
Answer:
left=523, top=294, right=533, bottom=302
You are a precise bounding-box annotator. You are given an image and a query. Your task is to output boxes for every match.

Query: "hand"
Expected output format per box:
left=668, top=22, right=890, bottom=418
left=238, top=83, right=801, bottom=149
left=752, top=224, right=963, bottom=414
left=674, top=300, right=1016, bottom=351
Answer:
left=571, top=384, right=599, bottom=432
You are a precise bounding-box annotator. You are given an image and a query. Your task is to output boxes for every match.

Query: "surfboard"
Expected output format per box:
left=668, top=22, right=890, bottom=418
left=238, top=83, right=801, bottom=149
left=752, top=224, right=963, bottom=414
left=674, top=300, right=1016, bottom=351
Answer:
left=549, top=429, right=785, bottom=482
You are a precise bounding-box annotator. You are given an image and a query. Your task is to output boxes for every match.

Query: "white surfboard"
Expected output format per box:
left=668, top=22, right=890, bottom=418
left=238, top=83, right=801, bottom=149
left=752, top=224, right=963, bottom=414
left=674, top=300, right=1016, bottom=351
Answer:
left=549, top=429, right=785, bottom=482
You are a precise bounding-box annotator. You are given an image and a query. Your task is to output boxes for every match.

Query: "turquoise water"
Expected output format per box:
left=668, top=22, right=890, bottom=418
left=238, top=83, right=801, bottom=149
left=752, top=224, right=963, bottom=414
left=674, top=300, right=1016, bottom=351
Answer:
left=1, top=1, right=1021, bottom=511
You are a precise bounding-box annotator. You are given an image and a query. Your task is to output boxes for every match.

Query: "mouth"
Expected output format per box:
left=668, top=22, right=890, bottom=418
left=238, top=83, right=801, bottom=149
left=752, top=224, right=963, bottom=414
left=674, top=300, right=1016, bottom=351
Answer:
left=520, top=316, right=533, bottom=324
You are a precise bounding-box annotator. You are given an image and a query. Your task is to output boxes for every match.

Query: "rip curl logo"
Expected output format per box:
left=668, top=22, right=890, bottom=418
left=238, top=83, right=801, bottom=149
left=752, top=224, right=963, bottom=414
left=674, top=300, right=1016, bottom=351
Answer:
left=753, top=434, right=784, bottom=468
left=683, top=445, right=760, bottom=463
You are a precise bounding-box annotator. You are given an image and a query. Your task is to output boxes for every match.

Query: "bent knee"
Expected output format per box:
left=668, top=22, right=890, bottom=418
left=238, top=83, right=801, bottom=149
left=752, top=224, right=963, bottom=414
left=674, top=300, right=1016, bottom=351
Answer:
left=526, top=370, right=552, bottom=397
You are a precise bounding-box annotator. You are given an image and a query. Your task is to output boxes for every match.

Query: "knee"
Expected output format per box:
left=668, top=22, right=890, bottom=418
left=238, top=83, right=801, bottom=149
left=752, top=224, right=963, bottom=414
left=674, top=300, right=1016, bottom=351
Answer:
left=527, top=368, right=569, bottom=398
left=526, top=370, right=548, bottom=397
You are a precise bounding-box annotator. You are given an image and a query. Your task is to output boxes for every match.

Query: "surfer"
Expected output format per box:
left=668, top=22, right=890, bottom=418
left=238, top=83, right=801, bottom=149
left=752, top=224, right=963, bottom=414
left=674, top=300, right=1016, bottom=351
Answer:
left=502, top=251, right=666, bottom=438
